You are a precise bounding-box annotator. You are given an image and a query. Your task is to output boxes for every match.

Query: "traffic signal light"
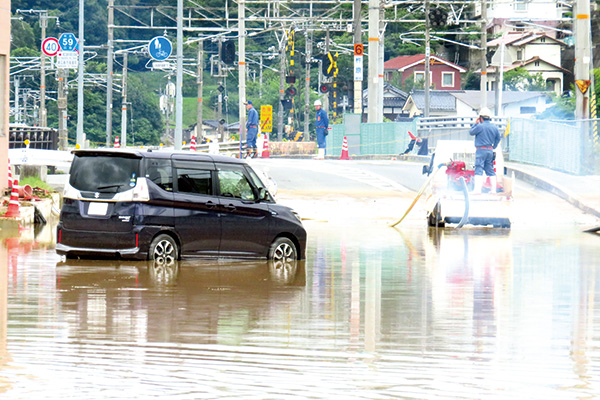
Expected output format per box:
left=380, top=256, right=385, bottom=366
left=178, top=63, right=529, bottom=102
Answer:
left=286, top=75, right=296, bottom=84
left=285, top=86, right=297, bottom=97
left=322, top=53, right=334, bottom=77
left=428, top=8, right=448, bottom=27
left=319, top=83, right=330, bottom=94
left=221, top=40, right=236, bottom=65
left=217, top=84, right=225, bottom=93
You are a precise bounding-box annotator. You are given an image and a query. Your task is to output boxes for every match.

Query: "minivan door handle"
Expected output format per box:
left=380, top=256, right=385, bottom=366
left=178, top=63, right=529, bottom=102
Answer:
left=224, top=204, right=236, bottom=211
left=206, top=201, right=217, bottom=208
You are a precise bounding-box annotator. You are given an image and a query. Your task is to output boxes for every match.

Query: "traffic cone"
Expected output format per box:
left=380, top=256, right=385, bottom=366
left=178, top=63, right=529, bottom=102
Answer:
left=114, top=136, right=120, bottom=148
left=408, top=131, right=417, bottom=140
left=4, top=179, right=20, bottom=218
left=7, top=158, right=12, bottom=189
left=261, top=135, right=270, bottom=158
left=190, top=136, right=197, bottom=152
left=340, top=136, right=350, bottom=160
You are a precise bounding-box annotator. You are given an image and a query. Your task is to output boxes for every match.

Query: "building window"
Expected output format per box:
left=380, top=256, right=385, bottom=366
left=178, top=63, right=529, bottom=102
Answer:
left=540, top=37, right=546, bottom=43
left=514, top=0, right=527, bottom=12
left=516, top=50, right=523, bottom=61
left=442, top=72, right=454, bottom=87
left=534, top=61, right=540, bottom=67
left=414, top=71, right=432, bottom=85
left=520, top=106, right=536, bottom=114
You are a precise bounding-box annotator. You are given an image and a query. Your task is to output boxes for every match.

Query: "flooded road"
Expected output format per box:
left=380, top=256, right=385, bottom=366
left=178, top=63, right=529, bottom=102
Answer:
left=2, top=178, right=600, bottom=398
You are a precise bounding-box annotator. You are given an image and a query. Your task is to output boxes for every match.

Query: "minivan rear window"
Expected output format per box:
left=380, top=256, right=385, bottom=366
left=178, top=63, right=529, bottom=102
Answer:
left=70, top=155, right=141, bottom=193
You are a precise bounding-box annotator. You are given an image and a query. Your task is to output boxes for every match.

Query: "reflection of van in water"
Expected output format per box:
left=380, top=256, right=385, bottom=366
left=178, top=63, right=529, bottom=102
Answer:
left=56, top=149, right=306, bottom=261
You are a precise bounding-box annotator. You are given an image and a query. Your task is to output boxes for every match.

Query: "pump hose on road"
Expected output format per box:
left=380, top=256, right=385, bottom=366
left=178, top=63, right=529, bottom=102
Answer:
left=390, top=167, right=441, bottom=228
left=455, top=176, right=470, bottom=229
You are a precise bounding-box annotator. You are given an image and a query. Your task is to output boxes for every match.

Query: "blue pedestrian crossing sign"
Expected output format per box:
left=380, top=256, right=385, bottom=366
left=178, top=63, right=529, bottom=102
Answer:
left=148, top=36, right=172, bottom=61
left=58, top=33, right=78, bottom=52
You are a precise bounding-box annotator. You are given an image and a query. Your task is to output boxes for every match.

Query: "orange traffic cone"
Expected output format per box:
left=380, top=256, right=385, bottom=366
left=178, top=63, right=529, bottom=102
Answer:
left=408, top=131, right=417, bottom=141
left=114, top=136, right=120, bottom=148
left=261, top=135, right=270, bottom=158
left=340, top=136, right=350, bottom=160
left=190, top=136, right=197, bottom=152
left=4, top=179, right=20, bottom=218
left=7, top=158, right=13, bottom=189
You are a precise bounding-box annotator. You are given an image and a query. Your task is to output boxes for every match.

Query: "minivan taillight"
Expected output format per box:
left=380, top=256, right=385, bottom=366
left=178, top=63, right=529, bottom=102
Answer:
left=132, top=178, right=150, bottom=202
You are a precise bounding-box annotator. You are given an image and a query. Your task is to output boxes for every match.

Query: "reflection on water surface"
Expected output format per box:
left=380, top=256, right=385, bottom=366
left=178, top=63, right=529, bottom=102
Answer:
left=1, top=222, right=599, bottom=398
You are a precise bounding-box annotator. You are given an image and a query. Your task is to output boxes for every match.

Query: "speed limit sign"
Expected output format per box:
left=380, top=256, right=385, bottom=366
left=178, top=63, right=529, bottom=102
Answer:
left=42, top=37, right=60, bottom=57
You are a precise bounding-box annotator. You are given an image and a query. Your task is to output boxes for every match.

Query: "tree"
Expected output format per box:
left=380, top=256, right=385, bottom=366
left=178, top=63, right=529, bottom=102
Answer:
left=503, top=68, right=547, bottom=91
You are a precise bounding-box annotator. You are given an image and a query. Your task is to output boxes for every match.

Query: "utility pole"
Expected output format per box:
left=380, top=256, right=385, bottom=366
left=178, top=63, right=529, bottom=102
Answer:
left=14, top=76, right=21, bottom=124
left=196, top=40, right=204, bottom=141
left=353, top=0, right=362, bottom=115
left=106, top=0, right=114, bottom=146
left=378, top=7, right=385, bottom=123
left=277, top=36, right=286, bottom=141
left=367, top=0, right=380, bottom=122
left=424, top=0, right=431, bottom=118
left=217, top=81, right=223, bottom=141
left=304, top=31, right=311, bottom=141
left=76, top=0, right=85, bottom=148
left=259, top=54, right=263, bottom=98
left=239, top=0, right=247, bottom=147
left=480, top=0, right=488, bottom=111
left=574, top=0, right=591, bottom=120
left=39, top=11, right=48, bottom=127
left=175, top=0, right=183, bottom=150
left=121, top=53, right=128, bottom=146
left=58, top=69, right=68, bottom=150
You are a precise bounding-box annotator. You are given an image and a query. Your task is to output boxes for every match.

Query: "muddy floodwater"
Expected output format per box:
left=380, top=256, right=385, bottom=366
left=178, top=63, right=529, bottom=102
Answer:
left=1, top=216, right=600, bottom=399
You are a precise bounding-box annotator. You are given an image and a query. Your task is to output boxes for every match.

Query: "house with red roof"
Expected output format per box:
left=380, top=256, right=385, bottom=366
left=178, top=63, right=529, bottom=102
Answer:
left=384, top=54, right=467, bottom=91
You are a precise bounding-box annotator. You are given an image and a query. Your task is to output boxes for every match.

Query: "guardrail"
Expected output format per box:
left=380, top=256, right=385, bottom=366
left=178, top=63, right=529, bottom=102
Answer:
left=9, top=141, right=246, bottom=173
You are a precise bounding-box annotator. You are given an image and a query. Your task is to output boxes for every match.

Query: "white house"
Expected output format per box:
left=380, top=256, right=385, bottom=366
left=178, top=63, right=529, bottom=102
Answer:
left=402, top=90, right=552, bottom=118
left=486, top=32, right=569, bottom=95
left=451, top=91, right=552, bottom=118
left=473, top=0, right=568, bottom=37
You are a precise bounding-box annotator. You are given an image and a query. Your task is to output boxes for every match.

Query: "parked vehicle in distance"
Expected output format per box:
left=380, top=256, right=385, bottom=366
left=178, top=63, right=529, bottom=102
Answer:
left=56, top=149, right=306, bottom=262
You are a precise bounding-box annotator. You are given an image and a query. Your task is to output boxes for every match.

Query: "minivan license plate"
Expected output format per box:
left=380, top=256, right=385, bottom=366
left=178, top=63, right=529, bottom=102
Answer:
left=88, top=202, right=108, bottom=216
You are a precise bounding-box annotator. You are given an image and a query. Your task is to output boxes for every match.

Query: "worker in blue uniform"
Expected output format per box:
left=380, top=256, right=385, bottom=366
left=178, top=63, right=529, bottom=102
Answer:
left=469, top=107, right=501, bottom=194
left=314, top=99, right=329, bottom=159
left=245, top=100, right=259, bottom=158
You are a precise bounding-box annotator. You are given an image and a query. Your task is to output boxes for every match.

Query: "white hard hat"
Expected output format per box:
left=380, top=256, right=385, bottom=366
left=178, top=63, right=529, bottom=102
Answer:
left=314, top=99, right=322, bottom=106
left=479, top=107, right=492, bottom=117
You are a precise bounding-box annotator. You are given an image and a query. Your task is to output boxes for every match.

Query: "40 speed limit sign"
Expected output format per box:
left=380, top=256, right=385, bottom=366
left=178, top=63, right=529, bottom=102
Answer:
left=42, top=37, right=60, bottom=57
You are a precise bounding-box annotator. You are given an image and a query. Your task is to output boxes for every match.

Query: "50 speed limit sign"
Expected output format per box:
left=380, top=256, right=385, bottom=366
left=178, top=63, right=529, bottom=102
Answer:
left=42, top=37, right=60, bottom=57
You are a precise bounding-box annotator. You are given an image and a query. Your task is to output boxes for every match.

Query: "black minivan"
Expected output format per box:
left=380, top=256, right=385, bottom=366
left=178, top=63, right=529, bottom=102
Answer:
left=56, top=149, right=306, bottom=262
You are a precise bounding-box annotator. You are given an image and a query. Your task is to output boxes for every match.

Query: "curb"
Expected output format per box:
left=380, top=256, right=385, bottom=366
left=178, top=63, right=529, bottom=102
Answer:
left=505, top=165, right=600, bottom=219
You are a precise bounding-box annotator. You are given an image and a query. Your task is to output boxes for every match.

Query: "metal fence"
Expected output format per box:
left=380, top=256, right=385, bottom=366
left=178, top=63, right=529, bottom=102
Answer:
left=508, top=118, right=599, bottom=175
left=9, top=125, right=58, bottom=150
left=326, top=114, right=417, bottom=156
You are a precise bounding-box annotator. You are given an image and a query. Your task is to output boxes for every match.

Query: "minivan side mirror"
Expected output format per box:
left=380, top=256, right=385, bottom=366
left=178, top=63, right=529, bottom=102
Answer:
left=257, top=187, right=270, bottom=202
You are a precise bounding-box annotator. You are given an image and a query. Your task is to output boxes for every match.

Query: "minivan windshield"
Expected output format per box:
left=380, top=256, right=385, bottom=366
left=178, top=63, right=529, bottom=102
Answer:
left=70, top=154, right=141, bottom=193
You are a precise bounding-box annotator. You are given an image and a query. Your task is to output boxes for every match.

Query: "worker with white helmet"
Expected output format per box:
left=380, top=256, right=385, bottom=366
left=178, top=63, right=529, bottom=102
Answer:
left=469, top=107, right=501, bottom=194
left=314, top=99, right=329, bottom=159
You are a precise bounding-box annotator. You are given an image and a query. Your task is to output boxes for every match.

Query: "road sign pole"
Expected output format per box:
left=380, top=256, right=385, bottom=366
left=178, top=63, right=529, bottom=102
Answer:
left=77, top=0, right=85, bottom=148
left=40, top=12, right=48, bottom=127
left=175, top=0, right=183, bottom=150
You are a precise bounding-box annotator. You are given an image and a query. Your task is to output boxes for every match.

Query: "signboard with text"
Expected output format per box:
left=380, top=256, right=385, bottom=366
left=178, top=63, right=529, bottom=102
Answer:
left=260, top=105, right=273, bottom=132
left=56, top=51, right=78, bottom=69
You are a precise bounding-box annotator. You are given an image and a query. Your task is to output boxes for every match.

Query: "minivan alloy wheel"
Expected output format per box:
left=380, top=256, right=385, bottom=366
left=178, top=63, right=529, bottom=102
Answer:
left=149, top=234, right=178, bottom=262
left=269, top=237, right=297, bottom=261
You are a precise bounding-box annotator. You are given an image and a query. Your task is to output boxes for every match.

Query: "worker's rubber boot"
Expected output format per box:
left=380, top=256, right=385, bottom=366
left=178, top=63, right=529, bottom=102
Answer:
left=473, top=175, right=483, bottom=194
left=489, top=176, right=497, bottom=194
left=315, top=148, right=325, bottom=160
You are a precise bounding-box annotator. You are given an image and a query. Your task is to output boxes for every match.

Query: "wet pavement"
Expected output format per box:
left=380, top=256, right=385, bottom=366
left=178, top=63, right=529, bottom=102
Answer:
left=2, top=159, right=600, bottom=398
left=2, top=207, right=600, bottom=398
